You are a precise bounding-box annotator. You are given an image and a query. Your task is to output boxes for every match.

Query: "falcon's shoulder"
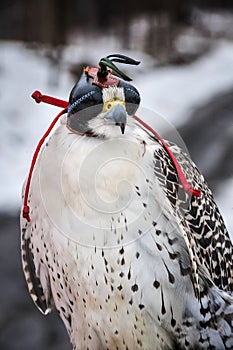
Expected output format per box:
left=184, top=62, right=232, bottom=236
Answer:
left=153, top=140, right=233, bottom=292
left=20, top=216, right=52, bottom=315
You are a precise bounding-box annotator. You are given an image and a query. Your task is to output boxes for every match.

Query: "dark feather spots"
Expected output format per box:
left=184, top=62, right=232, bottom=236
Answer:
left=168, top=236, right=178, bottom=245
left=119, top=247, right=124, bottom=255
left=161, top=289, right=166, bottom=315
left=163, top=262, right=175, bottom=284
left=200, top=304, right=210, bottom=317
left=171, top=318, right=176, bottom=327
left=136, top=252, right=140, bottom=259
left=153, top=280, right=160, bottom=289
left=138, top=304, right=145, bottom=310
left=222, top=276, right=228, bottom=286
left=199, top=335, right=206, bottom=343
left=183, top=320, right=192, bottom=327
left=61, top=306, right=66, bottom=313
left=168, top=251, right=179, bottom=260
left=156, top=243, right=162, bottom=251
left=131, top=284, right=139, bottom=292
left=167, top=172, right=177, bottom=182
left=68, top=304, right=73, bottom=313
left=167, top=194, right=176, bottom=206
left=179, top=261, right=191, bottom=276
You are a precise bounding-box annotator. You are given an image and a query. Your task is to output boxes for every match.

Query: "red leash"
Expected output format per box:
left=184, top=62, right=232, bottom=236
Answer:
left=22, top=91, right=200, bottom=222
left=22, top=92, right=68, bottom=222
left=134, top=115, right=201, bottom=198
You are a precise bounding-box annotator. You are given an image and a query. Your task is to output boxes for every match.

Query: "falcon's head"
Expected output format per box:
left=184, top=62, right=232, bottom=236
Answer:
left=67, top=55, right=140, bottom=138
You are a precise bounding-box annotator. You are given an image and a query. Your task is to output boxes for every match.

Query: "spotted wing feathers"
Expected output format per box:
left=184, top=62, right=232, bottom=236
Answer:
left=21, top=226, right=52, bottom=315
left=153, top=140, right=233, bottom=292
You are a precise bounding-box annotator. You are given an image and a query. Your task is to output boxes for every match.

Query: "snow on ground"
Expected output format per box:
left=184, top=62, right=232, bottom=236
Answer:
left=0, top=38, right=233, bottom=233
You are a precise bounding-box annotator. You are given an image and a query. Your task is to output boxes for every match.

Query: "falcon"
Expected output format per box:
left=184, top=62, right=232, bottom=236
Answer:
left=21, top=54, right=233, bottom=350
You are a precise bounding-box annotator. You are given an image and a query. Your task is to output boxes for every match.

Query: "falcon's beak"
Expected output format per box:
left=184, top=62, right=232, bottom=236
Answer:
left=104, top=101, right=127, bottom=134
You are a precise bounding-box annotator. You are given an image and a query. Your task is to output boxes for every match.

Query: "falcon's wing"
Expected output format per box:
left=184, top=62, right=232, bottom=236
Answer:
left=21, top=218, right=52, bottom=315
left=153, top=141, right=233, bottom=292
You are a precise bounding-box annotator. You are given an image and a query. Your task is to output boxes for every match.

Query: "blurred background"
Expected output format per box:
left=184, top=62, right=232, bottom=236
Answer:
left=0, top=0, right=233, bottom=349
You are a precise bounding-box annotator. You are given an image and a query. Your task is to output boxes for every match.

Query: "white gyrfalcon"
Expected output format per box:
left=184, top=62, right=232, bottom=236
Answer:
left=21, top=54, right=233, bottom=350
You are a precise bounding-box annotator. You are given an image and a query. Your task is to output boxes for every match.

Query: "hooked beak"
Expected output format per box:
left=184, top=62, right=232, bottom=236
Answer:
left=104, top=102, right=127, bottom=134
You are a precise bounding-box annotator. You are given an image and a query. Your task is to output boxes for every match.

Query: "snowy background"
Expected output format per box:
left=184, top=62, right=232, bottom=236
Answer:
left=0, top=5, right=233, bottom=350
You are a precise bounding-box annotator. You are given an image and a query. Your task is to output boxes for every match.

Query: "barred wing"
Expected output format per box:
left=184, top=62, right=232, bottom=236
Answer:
left=153, top=141, right=233, bottom=292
